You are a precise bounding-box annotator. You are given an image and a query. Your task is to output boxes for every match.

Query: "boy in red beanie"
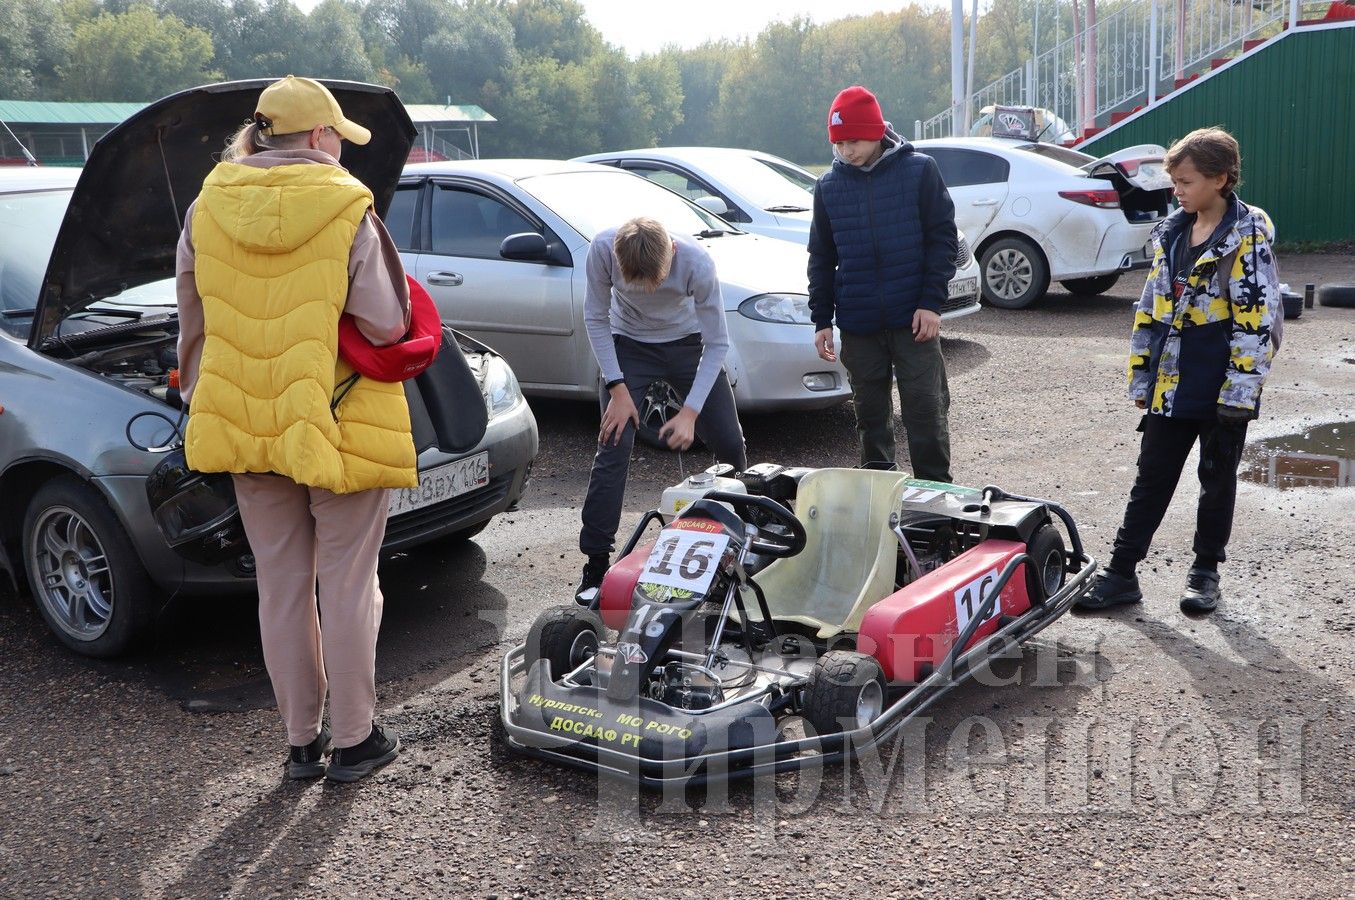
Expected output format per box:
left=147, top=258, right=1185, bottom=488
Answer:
left=808, top=85, right=959, bottom=479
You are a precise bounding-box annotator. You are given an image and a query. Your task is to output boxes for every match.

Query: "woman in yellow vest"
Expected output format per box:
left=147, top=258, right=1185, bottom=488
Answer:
left=175, top=76, right=415, bottom=782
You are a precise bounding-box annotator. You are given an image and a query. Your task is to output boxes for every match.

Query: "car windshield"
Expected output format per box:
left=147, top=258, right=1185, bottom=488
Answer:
left=0, top=185, right=176, bottom=341
left=515, top=170, right=733, bottom=240
left=704, top=154, right=817, bottom=210
left=0, top=188, right=68, bottom=339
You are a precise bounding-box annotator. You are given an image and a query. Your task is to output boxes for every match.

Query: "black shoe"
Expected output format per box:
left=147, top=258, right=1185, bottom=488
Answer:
left=575, top=555, right=608, bottom=607
left=1075, top=569, right=1143, bottom=611
left=325, top=723, right=400, bottom=783
left=1180, top=567, right=1221, bottom=614
left=287, top=727, right=332, bottom=780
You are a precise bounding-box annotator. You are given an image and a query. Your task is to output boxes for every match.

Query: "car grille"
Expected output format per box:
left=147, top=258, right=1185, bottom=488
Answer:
left=941, top=293, right=978, bottom=314
left=955, top=236, right=972, bottom=269
left=383, top=473, right=513, bottom=546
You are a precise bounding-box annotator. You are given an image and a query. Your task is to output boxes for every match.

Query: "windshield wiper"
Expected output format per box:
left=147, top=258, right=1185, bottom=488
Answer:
left=0, top=307, right=36, bottom=319
left=764, top=205, right=810, bottom=213
left=695, top=228, right=733, bottom=238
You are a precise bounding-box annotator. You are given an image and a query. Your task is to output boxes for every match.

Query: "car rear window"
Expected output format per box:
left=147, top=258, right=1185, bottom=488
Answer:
left=926, top=148, right=1010, bottom=187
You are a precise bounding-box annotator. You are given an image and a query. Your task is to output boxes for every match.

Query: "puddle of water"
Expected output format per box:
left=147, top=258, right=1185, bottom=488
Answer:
left=1241, top=421, right=1355, bottom=489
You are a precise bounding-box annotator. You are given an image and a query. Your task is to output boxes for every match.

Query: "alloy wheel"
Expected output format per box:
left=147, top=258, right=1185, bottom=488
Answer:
left=986, top=248, right=1035, bottom=302
left=28, top=505, right=115, bottom=640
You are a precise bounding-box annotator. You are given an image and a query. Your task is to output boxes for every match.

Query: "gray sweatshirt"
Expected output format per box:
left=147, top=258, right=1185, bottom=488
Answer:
left=584, top=228, right=729, bottom=413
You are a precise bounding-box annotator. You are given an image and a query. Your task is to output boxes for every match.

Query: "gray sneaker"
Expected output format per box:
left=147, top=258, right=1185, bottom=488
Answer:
left=1074, top=569, right=1143, bottom=611
left=1180, top=567, right=1221, bottom=614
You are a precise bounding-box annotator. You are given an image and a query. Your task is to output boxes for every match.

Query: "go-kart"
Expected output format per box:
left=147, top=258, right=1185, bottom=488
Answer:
left=500, top=464, right=1096, bottom=787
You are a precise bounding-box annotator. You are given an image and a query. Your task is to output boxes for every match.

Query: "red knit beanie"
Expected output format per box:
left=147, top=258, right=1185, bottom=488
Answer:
left=828, top=86, right=886, bottom=143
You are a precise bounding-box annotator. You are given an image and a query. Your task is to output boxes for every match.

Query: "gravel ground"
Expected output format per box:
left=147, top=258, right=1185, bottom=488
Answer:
left=2, top=255, right=1353, bottom=899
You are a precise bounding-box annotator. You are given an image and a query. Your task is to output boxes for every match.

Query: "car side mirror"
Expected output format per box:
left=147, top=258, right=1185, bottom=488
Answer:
left=694, top=196, right=730, bottom=217
left=499, top=232, right=550, bottom=261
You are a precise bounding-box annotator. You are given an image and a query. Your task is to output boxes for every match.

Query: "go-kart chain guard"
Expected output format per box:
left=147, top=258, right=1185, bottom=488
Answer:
left=501, top=493, right=1096, bottom=788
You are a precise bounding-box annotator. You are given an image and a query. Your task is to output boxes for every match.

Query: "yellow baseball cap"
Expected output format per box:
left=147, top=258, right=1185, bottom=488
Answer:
left=254, top=75, right=371, bottom=145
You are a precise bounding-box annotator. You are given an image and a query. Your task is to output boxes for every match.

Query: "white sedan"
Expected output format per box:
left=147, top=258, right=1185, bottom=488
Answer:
left=392, top=159, right=854, bottom=445
left=573, top=146, right=982, bottom=321
left=913, top=137, right=1174, bottom=308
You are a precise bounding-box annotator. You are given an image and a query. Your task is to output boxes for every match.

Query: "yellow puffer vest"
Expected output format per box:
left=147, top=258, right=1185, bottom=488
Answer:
left=184, top=161, right=417, bottom=493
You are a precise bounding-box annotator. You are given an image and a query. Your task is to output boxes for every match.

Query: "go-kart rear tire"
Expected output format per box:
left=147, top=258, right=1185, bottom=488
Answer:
left=636, top=378, right=706, bottom=452
left=1025, top=523, right=1067, bottom=604
left=802, top=651, right=886, bottom=735
left=525, top=605, right=605, bottom=679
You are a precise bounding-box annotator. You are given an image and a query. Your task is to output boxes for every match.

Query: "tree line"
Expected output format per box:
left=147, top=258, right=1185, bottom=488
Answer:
left=0, top=0, right=1072, bottom=164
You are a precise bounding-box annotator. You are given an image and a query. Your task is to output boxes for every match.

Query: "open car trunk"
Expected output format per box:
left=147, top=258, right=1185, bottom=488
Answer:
left=1082, top=144, right=1173, bottom=224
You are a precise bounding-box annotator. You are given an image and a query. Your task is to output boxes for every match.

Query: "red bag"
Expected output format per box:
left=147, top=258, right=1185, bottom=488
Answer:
left=338, top=274, right=441, bottom=382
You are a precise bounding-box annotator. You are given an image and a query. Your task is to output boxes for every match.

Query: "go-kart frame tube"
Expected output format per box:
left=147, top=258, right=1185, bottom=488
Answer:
left=500, top=500, right=1096, bottom=789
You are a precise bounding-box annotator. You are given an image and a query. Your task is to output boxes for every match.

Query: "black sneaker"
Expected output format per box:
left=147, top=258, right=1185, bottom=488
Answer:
left=574, top=555, right=608, bottom=607
left=325, top=723, right=400, bottom=783
left=287, top=727, right=332, bottom=780
left=1180, top=567, right=1221, bottom=614
left=1074, top=569, right=1143, bottom=611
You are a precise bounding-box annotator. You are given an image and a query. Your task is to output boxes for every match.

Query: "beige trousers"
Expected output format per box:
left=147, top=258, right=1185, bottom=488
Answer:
left=232, top=473, right=390, bottom=748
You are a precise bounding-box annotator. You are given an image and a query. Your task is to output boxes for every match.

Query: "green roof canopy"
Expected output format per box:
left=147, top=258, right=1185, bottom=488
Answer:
left=1, top=99, right=494, bottom=127
left=0, top=100, right=150, bottom=125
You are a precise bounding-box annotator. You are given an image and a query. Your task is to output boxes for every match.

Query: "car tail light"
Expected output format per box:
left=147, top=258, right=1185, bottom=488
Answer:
left=1058, top=188, right=1121, bottom=209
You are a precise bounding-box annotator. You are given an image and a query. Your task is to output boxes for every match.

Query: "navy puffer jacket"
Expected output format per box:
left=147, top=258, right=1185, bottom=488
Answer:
left=807, top=132, right=958, bottom=335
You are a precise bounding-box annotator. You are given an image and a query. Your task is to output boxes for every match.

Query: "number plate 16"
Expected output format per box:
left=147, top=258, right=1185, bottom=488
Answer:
left=639, top=530, right=731, bottom=596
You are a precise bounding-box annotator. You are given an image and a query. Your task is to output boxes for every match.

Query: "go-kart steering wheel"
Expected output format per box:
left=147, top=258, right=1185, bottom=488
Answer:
left=700, top=491, right=807, bottom=558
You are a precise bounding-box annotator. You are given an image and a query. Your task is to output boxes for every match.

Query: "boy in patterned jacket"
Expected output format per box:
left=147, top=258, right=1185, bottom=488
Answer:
left=1077, top=128, right=1280, bottom=614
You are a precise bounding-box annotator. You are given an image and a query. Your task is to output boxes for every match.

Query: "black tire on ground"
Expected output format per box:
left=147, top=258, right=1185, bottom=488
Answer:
left=1060, top=273, right=1121, bottom=296
left=1281, top=292, right=1303, bottom=320
left=1024, top=522, right=1067, bottom=604
left=979, top=236, right=1051, bottom=309
left=635, top=378, right=706, bottom=451
left=524, top=605, right=606, bottom=679
left=1316, top=283, right=1355, bottom=308
left=801, top=650, right=886, bottom=735
left=22, top=474, right=158, bottom=657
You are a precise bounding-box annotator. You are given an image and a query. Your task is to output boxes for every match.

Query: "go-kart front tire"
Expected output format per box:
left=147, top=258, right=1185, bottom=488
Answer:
left=1024, top=523, right=1067, bottom=603
left=802, top=651, right=886, bottom=735
left=525, top=605, right=605, bottom=679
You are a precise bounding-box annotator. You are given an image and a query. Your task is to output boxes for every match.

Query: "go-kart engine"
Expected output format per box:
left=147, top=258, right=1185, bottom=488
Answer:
left=652, top=661, right=724, bottom=711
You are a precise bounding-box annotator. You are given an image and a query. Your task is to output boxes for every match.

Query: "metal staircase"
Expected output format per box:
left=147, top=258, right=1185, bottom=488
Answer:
left=918, top=0, right=1352, bottom=144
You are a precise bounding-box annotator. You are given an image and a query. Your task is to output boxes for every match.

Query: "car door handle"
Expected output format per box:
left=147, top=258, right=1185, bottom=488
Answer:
left=971, top=199, right=1000, bottom=206
left=426, top=271, right=463, bottom=286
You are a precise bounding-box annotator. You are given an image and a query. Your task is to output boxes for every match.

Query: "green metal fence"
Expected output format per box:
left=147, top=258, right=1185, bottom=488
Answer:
left=1079, top=22, right=1355, bottom=244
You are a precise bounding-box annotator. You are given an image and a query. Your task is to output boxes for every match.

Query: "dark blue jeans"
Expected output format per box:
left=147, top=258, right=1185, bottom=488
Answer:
left=579, top=334, right=746, bottom=558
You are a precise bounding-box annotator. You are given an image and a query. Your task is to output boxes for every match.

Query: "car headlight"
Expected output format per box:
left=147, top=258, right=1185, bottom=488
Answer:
left=480, top=354, right=522, bottom=416
left=738, top=293, right=814, bottom=325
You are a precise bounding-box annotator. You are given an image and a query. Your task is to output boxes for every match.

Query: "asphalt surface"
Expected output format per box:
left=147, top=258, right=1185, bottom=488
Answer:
left=2, top=256, right=1354, bottom=899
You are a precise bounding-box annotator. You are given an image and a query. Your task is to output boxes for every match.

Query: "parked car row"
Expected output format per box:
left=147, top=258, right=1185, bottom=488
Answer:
left=573, top=145, right=983, bottom=321
left=577, top=141, right=1172, bottom=310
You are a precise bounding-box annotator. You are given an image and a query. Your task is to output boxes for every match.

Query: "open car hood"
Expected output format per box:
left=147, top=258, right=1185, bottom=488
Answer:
left=30, top=79, right=415, bottom=348
left=1082, top=144, right=1172, bottom=193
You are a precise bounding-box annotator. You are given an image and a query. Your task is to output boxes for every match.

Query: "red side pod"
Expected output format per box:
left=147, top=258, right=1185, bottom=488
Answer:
left=598, top=542, right=654, bottom=630
left=859, top=539, right=1033, bottom=683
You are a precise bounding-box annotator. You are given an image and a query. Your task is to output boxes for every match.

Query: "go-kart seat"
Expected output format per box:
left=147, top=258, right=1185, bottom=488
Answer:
left=749, top=467, right=907, bottom=638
